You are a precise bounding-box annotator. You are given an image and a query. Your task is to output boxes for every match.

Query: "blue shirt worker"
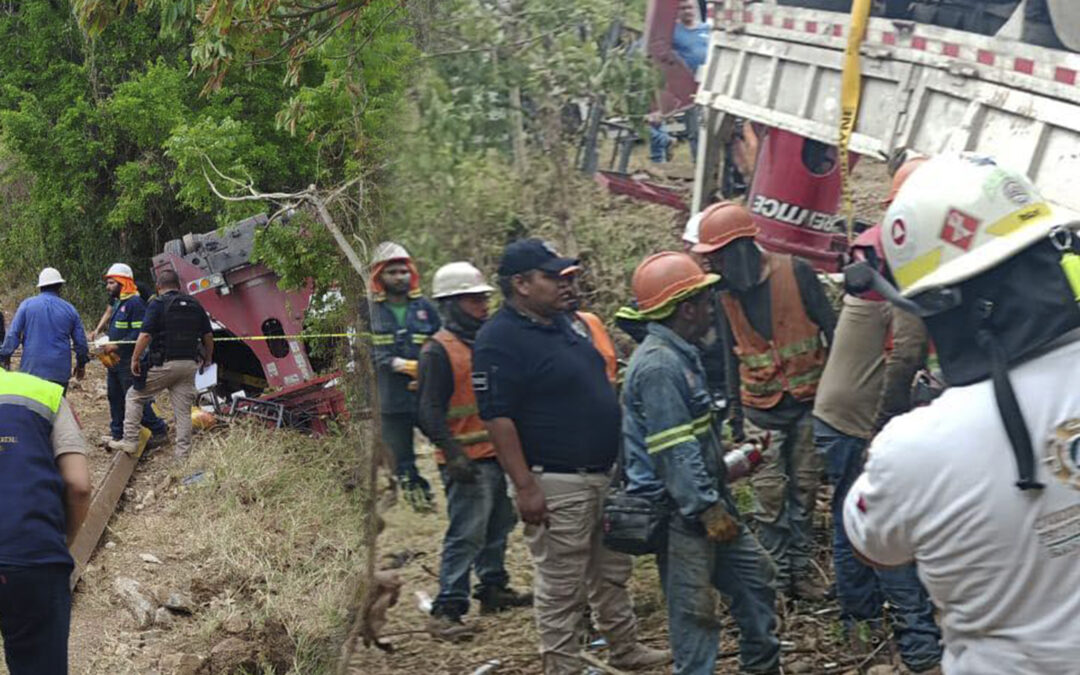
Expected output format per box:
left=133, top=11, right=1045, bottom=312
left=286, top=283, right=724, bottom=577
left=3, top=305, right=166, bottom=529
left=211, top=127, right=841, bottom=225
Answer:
left=0, top=370, right=92, bottom=675
left=473, top=238, right=670, bottom=675
left=620, top=252, right=779, bottom=675
left=100, top=263, right=167, bottom=446
left=368, top=241, right=441, bottom=512
left=0, top=268, right=90, bottom=391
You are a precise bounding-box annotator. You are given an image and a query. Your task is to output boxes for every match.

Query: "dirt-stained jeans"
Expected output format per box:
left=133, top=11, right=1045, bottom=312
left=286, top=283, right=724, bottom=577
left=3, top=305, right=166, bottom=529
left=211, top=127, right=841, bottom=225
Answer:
left=123, top=360, right=198, bottom=457
left=746, top=406, right=822, bottom=588
left=522, top=470, right=639, bottom=675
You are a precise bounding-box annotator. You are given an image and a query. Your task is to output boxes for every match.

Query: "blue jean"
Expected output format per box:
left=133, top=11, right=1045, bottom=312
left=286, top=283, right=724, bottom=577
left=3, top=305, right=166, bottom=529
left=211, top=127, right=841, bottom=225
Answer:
left=106, top=365, right=166, bottom=440
left=432, top=459, right=517, bottom=618
left=0, top=564, right=72, bottom=675
left=657, top=517, right=780, bottom=675
left=649, top=108, right=700, bottom=164
left=813, top=417, right=942, bottom=671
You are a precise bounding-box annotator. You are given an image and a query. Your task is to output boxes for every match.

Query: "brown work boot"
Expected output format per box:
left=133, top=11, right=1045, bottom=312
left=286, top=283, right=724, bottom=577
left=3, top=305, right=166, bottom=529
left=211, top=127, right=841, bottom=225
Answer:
left=608, top=644, right=672, bottom=671
left=789, top=575, right=827, bottom=602
left=426, top=613, right=475, bottom=643
left=475, top=585, right=533, bottom=614
left=106, top=438, right=139, bottom=455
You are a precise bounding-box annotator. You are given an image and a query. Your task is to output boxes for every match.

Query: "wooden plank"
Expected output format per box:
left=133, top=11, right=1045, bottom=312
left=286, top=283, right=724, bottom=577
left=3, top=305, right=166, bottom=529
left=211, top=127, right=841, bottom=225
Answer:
left=69, top=427, right=151, bottom=591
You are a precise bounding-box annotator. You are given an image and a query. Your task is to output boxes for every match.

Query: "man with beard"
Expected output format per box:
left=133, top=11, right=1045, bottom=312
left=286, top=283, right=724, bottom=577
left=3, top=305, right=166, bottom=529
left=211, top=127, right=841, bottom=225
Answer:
left=692, top=203, right=836, bottom=601
left=474, top=238, right=669, bottom=674
left=418, top=262, right=531, bottom=642
left=368, top=242, right=441, bottom=512
left=99, top=263, right=168, bottom=448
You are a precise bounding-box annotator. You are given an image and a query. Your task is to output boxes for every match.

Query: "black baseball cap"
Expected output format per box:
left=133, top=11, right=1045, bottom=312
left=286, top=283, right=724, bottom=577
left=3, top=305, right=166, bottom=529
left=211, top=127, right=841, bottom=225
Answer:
left=497, top=238, right=580, bottom=276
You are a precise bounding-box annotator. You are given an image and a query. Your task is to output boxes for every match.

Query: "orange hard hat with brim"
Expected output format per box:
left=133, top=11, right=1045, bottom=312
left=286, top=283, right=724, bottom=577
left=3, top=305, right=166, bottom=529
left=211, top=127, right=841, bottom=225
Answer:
left=631, top=251, right=719, bottom=319
left=691, top=201, right=758, bottom=254
left=883, top=157, right=928, bottom=206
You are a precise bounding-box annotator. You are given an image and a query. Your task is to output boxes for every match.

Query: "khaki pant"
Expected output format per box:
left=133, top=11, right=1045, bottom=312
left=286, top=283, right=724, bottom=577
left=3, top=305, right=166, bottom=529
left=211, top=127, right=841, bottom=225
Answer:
left=522, top=471, right=638, bottom=675
left=124, top=360, right=199, bottom=457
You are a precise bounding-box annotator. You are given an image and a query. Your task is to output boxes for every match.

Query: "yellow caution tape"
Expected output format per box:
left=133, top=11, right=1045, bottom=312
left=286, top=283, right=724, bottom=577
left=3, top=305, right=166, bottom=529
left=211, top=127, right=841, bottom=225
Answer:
left=839, top=0, right=872, bottom=242
left=102, top=331, right=387, bottom=346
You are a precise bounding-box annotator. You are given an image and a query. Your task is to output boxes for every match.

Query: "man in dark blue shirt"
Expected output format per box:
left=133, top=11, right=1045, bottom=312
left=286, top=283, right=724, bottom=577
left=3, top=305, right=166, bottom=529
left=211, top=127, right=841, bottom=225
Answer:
left=473, top=238, right=669, bottom=674
left=99, top=263, right=167, bottom=446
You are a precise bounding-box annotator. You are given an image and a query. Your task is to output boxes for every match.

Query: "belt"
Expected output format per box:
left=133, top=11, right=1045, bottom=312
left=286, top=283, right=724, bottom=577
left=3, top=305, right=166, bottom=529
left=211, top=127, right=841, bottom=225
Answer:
left=531, top=464, right=611, bottom=475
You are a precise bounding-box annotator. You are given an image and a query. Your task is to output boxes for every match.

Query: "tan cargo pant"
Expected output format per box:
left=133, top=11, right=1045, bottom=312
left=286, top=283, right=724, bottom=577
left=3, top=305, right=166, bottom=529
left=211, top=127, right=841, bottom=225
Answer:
left=124, top=360, right=199, bottom=457
left=522, top=471, right=639, bottom=675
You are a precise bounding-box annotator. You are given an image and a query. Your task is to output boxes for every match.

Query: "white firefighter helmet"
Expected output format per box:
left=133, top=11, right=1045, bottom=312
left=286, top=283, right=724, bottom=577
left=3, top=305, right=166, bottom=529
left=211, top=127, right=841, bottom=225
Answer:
left=882, top=154, right=1079, bottom=297
left=432, top=262, right=495, bottom=299
left=104, top=262, right=134, bottom=279
left=682, top=211, right=704, bottom=245
left=37, top=267, right=65, bottom=287
left=371, top=241, right=411, bottom=266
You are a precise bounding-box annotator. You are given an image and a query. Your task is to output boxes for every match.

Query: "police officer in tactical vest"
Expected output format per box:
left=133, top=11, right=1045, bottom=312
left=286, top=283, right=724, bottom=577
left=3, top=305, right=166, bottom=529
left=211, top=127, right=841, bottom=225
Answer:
left=107, top=268, right=213, bottom=459
left=0, top=370, right=92, bottom=674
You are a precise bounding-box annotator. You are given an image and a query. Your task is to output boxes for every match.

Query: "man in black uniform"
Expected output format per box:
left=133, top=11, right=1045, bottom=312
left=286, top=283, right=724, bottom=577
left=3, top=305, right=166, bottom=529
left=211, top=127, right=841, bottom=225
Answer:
left=108, top=269, right=213, bottom=459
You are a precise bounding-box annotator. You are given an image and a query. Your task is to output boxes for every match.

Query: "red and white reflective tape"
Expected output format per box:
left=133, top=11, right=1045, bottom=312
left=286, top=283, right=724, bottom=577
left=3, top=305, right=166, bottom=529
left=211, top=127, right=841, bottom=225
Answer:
left=720, top=6, right=1079, bottom=89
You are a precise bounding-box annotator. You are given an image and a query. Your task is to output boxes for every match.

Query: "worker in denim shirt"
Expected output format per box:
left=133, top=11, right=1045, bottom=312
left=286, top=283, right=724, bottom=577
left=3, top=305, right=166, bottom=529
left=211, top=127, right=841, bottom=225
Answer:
left=620, top=252, right=779, bottom=675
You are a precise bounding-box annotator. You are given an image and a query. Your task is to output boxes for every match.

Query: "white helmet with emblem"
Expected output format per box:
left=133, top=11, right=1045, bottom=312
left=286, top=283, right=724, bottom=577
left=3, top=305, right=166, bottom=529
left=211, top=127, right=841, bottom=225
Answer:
left=432, top=262, right=495, bottom=299
left=882, top=154, right=1079, bottom=297
left=371, top=242, right=411, bottom=266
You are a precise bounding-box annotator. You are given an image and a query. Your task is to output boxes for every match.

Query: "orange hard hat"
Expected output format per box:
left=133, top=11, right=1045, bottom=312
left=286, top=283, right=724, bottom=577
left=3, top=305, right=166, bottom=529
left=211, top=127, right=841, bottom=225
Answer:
left=883, top=156, right=928, bottom=205
left=691, top=201, right=758, bottom=254
left=631, top=251, right=719, bottom=318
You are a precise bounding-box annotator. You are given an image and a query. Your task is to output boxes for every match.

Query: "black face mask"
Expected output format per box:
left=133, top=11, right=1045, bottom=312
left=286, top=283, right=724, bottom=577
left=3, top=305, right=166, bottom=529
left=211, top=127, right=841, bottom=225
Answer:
left=441, top=299, right=485, bottom=340
left=924, top=236, right=1080, bottom=491
left=716, top=238, right=761, bottom=292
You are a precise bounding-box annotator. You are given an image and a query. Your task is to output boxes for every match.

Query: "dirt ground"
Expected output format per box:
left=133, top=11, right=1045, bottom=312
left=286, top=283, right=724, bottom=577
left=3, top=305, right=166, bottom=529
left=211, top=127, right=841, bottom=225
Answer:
left=0, top=155, right=903, bottom=675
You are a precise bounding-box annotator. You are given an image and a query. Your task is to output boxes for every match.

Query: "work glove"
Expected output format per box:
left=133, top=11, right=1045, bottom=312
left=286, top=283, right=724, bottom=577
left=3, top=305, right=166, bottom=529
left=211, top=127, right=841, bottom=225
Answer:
left=700, top=503, right=739, bottom=543
left=445, top=453, right=478, bottom=484
left=391, top=358, right=418, bottom=378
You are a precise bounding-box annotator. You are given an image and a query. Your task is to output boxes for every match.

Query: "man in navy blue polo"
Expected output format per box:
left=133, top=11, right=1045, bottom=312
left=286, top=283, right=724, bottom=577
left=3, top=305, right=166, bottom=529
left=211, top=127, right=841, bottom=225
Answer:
left=473, top=238, right=670, bottom=674
left=0, top=369, right=92, bottom=674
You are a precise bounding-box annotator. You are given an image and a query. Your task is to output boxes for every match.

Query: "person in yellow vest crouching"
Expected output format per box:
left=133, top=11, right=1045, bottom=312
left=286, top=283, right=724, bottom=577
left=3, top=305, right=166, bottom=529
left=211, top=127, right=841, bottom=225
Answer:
left=417, top=262, right=532, bottom=642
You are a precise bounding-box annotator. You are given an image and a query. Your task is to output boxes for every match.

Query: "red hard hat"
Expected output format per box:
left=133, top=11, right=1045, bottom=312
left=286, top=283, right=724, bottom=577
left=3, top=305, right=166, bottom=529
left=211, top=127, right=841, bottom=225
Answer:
left=883, top=156, right=928, bottom=205
left=632, top=251, right=718, bottom=317
left=691, top=201, right=758, bottom=254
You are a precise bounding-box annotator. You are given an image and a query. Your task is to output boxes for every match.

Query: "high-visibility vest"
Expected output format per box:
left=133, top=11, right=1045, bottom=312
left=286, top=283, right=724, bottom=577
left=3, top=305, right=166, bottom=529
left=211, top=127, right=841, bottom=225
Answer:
left=720, top=253, right=826, bottom=410
left=432, top=329, right=496, bottom=463
left=577, top=311, right=618, bottom=385
left=0, top=371, right=70, bottom=567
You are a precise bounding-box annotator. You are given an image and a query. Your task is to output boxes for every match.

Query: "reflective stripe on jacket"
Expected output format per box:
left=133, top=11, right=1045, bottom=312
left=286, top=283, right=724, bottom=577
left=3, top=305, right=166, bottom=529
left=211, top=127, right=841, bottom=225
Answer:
left=432, top=329, right=496, bottom=463
left=720, top=253, right=826, bottom=409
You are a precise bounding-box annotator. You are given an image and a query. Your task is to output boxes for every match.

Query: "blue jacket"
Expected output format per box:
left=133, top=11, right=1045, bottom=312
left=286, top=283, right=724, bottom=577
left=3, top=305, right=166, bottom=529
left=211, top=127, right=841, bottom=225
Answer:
left=0, top=290, right=89, bottom=384
left=370, top=297, right=440, bottom=414
left=621, top=322, right=726, bottom=519
left=0, top=371, right=71, bottom=568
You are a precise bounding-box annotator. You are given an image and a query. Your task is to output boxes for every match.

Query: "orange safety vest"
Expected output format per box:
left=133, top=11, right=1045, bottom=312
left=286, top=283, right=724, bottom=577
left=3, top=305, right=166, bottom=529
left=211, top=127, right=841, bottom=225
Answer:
left=719, top=253, right=826, bottom=410
left=432, top=329, right=497, bottom=463
left=577, top=311, right=617, bottom=385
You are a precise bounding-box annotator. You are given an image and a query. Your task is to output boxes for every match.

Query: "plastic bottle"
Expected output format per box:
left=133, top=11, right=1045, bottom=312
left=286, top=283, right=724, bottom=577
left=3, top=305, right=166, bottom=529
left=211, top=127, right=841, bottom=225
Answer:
left=724, top=442, right=764, bottom=482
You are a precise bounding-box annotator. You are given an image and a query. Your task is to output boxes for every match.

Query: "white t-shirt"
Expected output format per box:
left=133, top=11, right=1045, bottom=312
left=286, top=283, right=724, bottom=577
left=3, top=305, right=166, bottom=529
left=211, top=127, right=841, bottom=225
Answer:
left=844, top=336, right=1080, bottom=675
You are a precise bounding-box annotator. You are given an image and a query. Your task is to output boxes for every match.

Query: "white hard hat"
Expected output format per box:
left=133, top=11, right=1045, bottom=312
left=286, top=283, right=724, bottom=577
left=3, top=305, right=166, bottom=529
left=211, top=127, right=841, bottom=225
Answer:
left=37, top=267, right=65, bottom=287
left=371, top=242, right=411, bottom=266
left=104, top=262, right=134, bottom=279
left=432, top=262, right=495, bottom=299
left=682, top=211, right=704, bottom=245
left=882, top=154, right=1079, bottom=297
